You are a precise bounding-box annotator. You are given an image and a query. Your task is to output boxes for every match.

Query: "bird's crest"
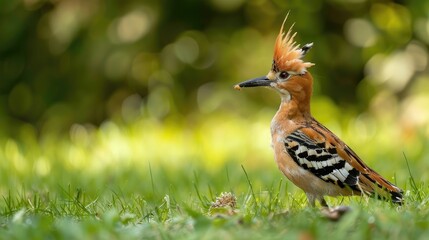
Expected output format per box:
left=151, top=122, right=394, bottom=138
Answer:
left=272, top=16, right=315, bottom=74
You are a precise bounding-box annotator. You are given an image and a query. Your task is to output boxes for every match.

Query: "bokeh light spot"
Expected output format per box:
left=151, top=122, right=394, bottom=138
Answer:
left=405, top=42, right=428, bottom=71
left=5, top=139, right=27, bottom=174
left=344, top=18, right=377, bottom=47
left=70, top=124, right=90, bottom=146
left=34, top=157, right=51, bottom=176
left=116, top=9, right=152, bottom=44
left=122, top=94, right=143, bottom=122
left=174, top=36, right=199, bottom=64
left=365, top=52, right=414, bottom=91
left=48, top=1, right=86, bottom=54
left=147, top=87, right=171, bottom=119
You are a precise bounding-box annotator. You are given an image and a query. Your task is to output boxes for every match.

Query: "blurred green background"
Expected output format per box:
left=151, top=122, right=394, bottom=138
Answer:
left=1, top=0, right=429, bottom=197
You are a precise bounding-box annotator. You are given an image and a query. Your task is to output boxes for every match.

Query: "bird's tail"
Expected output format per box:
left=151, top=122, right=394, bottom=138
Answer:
left=390, top=190, right=403, bottom=205
left=359, top=172, right=403, bottom=205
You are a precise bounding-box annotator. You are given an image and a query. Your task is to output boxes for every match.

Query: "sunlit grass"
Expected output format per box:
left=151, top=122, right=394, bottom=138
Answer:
left=0, top=108, right=428, bottom=239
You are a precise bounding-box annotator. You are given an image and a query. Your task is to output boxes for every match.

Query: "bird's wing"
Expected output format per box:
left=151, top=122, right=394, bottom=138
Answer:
left=285, top=120, right=403, bottom=203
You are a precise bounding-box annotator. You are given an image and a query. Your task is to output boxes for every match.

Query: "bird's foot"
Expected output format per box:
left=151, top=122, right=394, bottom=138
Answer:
left=321, top=205, right=351, bottom=221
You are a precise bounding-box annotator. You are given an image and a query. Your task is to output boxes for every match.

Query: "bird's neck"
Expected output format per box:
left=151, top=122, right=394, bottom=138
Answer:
left=276, top=94, right=312, bottom=122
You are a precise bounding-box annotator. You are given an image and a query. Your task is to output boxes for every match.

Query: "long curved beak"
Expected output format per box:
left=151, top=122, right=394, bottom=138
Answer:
left=233, top=76, right=271, bottom=90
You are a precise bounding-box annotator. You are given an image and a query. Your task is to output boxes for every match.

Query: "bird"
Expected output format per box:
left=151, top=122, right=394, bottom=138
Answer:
left=234, top=17, right=403, bottom=207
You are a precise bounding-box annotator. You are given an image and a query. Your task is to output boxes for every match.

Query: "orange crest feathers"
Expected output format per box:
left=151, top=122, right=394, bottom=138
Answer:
left=273, top=16, right=314, bottom=74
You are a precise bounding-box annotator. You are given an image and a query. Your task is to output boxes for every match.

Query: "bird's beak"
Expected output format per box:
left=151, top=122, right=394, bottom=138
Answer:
left=233, top=76, right=271, bottom=90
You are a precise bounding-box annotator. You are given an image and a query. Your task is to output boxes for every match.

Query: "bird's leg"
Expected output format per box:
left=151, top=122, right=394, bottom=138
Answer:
left=306, top=193, right=317, bottom=207
left=306, top=194, right=329, bottom=208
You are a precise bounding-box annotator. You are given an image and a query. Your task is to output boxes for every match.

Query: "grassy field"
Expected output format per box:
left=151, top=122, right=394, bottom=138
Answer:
left=0, top=111, right=428, bottom=239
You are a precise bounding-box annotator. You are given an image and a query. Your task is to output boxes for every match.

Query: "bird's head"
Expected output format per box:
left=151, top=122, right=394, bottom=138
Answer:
left=234, top=17, right=315, bottom=104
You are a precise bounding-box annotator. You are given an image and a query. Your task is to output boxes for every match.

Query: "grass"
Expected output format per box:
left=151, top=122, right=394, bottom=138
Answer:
left=1, top=113, right=429, bottom=239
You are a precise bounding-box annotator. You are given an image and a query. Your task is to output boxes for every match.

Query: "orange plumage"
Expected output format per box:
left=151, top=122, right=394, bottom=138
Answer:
left=234, top=17, right=403, bottom=207
left=272, top=17, right=314, bottom=74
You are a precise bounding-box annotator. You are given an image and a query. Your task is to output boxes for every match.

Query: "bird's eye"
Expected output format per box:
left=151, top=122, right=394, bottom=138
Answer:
left=279, top=71, right=290, bottom=80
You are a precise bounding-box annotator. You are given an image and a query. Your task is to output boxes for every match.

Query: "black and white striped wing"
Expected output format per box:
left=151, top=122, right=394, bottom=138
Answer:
left=285, top=129, right=361, bottom=190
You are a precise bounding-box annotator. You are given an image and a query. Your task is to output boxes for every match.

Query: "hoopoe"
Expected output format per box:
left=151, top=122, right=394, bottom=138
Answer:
left=234, top=18, right=403, bottom=207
